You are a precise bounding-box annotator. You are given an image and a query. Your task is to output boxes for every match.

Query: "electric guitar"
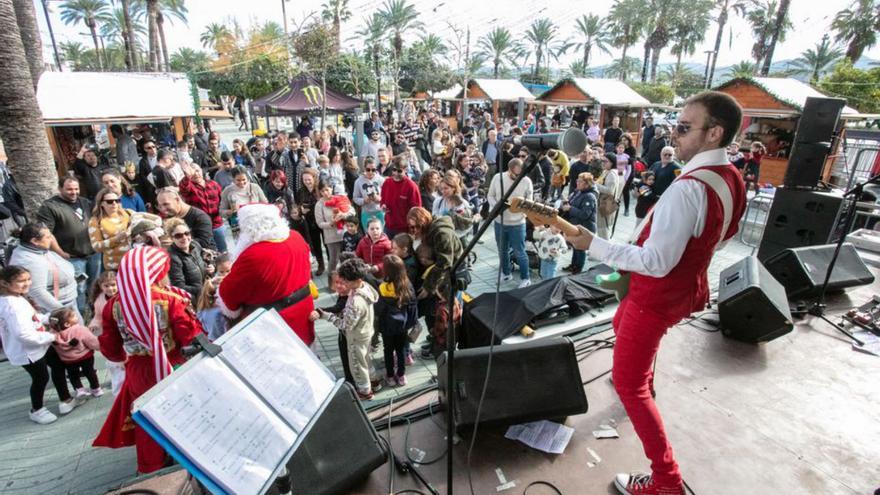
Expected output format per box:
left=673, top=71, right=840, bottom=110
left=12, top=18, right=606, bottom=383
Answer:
left=507, top=197, right=629, bottom=301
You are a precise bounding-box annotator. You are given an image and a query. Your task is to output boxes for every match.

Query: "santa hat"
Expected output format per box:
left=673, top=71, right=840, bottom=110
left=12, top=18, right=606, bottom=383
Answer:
left=231, top=203, right=290, bottom=259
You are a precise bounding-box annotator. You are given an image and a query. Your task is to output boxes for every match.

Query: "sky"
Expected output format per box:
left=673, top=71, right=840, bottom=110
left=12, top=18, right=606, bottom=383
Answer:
left=33, top=0, right=880, bottom=74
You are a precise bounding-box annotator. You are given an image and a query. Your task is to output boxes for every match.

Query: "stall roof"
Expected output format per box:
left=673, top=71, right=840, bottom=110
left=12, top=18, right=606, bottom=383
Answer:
left=251, top=75, right=364, bottom=115
left=714, top=77, right=859, bottom=116
left=456, top=79, right=535, bottom=102
left=432, top=84, right=463, bottom=100
left=538, top=78, right=651, bottom=107
left=37, top=71, right=196, bottom=125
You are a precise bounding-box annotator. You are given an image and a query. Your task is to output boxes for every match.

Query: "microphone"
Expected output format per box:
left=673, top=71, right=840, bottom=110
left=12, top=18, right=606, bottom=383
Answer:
left=506, top=127, right=588, bottom=157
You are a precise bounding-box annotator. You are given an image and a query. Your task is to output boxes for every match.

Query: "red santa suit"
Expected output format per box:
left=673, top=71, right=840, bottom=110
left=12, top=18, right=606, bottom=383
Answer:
left=93, top=246, right=202, bottom=474
left=589, top=148, right=746, bottom=491
left=218, top=203, right=315, bottom=346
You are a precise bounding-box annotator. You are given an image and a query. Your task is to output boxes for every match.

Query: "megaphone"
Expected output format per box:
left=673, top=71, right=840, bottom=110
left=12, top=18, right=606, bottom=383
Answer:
left=507, top=127, right=588, bottom=157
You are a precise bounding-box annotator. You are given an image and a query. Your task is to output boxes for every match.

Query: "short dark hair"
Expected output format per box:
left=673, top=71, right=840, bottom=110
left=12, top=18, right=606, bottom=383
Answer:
left=337, top=257, right=369, bottom=282
left=685, top=91, right=743, bottom=147
left=59, top=176, right=80, bottom=189
left=15, top=222, right=49, bottom=244
left=231, top=166, right=248, bottom=179
left=157, top=149, right=174, bottom=162
left=220, top=151, right=232, bottom=163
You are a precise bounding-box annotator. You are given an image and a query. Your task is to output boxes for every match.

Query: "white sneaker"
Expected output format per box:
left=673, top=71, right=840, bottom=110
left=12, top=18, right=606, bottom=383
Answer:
left=75, top=388, right=90, bottom=400
left=517, top=279, right=532, bottom=289
left=58, top=399, right=77, bottom=415
left=90, top=387, right=105, bottom=398
left=29, top=407, right=58, bottom=425
left=500, top=274, right=513, bottom=282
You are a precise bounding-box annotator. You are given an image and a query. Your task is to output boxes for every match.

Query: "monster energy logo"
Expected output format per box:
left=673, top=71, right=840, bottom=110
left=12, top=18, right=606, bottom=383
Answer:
left=302, top=85, right=324, bottom=106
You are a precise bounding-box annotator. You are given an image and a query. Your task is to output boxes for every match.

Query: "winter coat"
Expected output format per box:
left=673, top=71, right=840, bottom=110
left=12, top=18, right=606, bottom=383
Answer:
left=324, top=283, right=379, bottom=342
left=168, top=242, right=206, bottom=301
left=355, top=234, right=393, bottom=278
left=376, top=281, right=418, bottom=336
left=566, top=186, right=599, bottom=233
left=421, top=216, right=463, bottom=294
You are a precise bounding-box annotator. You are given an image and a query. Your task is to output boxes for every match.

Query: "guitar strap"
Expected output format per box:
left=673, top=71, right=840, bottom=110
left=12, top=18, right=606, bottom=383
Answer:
left=626, top=166, right=735, bottom=250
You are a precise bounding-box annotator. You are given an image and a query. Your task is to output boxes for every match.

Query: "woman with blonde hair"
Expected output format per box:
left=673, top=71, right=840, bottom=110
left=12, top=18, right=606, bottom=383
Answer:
left=88, top=188, right=133, bottom=271
left=432, top=172, right=475, bottom=241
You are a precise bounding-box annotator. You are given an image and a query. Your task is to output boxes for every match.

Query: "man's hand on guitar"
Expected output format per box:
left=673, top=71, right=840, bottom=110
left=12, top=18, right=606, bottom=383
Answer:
left=565, top=225, right=595, bottom=251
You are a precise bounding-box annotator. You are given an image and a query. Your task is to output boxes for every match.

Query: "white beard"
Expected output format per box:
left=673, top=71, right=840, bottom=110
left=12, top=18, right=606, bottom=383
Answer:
left=231, top=206, right=290, bottom=259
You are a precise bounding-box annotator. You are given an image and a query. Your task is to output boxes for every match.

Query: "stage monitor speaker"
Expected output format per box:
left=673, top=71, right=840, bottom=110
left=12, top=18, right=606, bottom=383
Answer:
left=757, top=188, right=843, bottom=261
left=783, top=96, right=846, bottom=188
left=437, top=337, right=588, bottom=428
left=267, top=383, right=386, bottom=495
left=718, top=256, right=793, bottom=343
left=763, top=243, right=875, bottom=299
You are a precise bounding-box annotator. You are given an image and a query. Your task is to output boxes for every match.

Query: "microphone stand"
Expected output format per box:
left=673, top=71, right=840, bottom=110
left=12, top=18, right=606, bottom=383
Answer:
left=443, top=151, right=541, bottom=494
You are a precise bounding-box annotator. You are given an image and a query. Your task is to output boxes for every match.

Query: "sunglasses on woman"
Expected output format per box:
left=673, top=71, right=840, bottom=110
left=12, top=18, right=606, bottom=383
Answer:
left=102, top=198, right=120, bottom=204
left=172, top=231, right=191, bottom=239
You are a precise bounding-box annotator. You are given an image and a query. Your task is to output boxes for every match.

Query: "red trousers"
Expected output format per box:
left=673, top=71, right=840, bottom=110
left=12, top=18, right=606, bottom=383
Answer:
left=611, top=297, right=683, bottom=488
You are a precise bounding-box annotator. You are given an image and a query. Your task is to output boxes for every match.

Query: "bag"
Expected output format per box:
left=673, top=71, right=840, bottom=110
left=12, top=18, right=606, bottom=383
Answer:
left=407, top=320, right=424, bottom=343
left=598, top=193, right=618, bottom=216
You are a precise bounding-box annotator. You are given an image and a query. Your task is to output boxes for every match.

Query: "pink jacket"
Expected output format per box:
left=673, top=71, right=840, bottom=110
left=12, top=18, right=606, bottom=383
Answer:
left=53, top=324, right=100, bottom=363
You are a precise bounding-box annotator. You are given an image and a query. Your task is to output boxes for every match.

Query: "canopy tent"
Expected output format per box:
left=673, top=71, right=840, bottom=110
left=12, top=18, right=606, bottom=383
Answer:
left=37, top=71, right=196, bottom=125
left=251, top=75, right=364, bottom=115
left=461, top=265, right=615, bottom=348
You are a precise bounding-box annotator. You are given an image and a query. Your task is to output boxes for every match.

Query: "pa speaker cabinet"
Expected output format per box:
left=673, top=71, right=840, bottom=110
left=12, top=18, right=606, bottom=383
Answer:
left=784, top=142, right=832, bottom=189
left=763, top=243, right=874, bottom=299
left=718, top=256, right=793, bottom=343
left=267, top=383, right=386, bottom=495
left=783, top=97, right=846, bottom=188
left=437, top=337, right=587, bottom=428
left=757, top=188, right=843, bottom=261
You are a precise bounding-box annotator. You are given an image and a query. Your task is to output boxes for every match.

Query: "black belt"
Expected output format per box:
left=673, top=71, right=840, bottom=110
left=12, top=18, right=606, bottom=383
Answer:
left=256, top=284, right=311, bottom=313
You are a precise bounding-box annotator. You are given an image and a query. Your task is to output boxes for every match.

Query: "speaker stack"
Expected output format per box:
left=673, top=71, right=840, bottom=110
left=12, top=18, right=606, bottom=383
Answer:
left=762, top=243, right=874, bottom=299
left=757, top=96, right=848, bottom=261
left=718, top=256, right=794, bottom=343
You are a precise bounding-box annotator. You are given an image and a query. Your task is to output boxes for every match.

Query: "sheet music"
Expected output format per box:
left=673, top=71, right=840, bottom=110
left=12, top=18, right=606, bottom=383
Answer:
left=138, top=358, right=296, bottom=495
left=220, top=310, right=336, bottom=432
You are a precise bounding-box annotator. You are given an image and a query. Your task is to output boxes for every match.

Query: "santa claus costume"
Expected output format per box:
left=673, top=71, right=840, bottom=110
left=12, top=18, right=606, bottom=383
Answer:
left=218, top=203, right=315, bottom=346
left=93, top=246, right=203, bottom=474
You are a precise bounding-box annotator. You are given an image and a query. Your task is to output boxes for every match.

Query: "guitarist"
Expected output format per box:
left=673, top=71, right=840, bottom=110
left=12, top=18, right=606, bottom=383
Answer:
left=565, top=91, right=747, bottom=495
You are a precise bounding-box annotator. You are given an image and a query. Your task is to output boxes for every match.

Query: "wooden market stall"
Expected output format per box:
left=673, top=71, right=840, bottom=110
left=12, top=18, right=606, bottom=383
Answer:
left=537, top=78, right=651, bottom=146
left=714, top=77, right=859, bottom=186
left=37, top=71, right=198, bottom=173
left=451, top=79, right=535, bottom=127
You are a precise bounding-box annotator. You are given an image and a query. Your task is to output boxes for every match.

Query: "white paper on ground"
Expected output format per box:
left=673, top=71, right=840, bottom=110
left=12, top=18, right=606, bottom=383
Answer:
left=504, top=420, right=574, bottom=454
left=138, top=357, right=297, bottom=495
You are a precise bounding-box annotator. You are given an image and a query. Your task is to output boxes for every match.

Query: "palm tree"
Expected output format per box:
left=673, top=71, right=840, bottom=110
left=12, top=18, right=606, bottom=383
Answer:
left=574, top=14, right=612, bottom=76
left=200, top=22, right=232, bottom=55
left=640, top=0, right=686, bottom=83
left=736, top=0, right=791, bottom=71
left=792, top=35, right=843, bottom=84
left=728, top=60, right=758, bottom=78
left=413, top=33, right=447, bottom=61
left=169, top=46, right=210, bottom=72
left=478, top=27, right=519, bottom=78
left=608, top=0, right=646, bottom=81
left=758, top=0, right=790, bottom=75
left=155, top=0, right=187, bottom=71
left=356, top=13, right=386, bottom=112
left=378, top=0, right=422, bottom=108
left=321, top=0, right=351, bottom=53
left=832, top=0, right=880, bottom=63
left=668, top=2, right=712, bottom=86
left=604, top=56, right=641, bottom=80
left=707, top=0, right=750, bottom=87
left=99, top=6, right=145, bottom=69
left=525, top=18, right=557, bottom=78
left=0, top=0, right=58, bottom=219
left=118, top=0, right=137, bottom=71
left=60, top=40, right=89, bottom=69
left=59, top=0, right=110, bottom=70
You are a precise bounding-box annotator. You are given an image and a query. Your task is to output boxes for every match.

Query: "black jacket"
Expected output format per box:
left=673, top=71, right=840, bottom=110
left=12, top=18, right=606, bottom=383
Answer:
left=168, top=242, right=206, bottom=300
left=181, top=206, right=217, bottom=250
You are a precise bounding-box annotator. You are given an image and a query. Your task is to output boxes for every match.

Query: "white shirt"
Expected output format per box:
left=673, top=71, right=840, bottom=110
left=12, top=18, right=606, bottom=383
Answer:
left=590, top=148, right=731, bottom=278
left=0, top=295, right=54, bottom=366
left=487, top=172, right=533, bottom=225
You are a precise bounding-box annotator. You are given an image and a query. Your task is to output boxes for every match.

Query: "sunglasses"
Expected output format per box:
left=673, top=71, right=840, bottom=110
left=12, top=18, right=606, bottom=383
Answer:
left=365, top=168, right=377, bottom=172
left=102, top=198, right=120, bottom=204
left=675, top=123, right=710, bottom=136
left=172, top=231, right=192, bottom=239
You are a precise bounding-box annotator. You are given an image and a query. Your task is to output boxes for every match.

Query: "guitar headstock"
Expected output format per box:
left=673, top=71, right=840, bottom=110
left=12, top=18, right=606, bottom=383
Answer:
left=508, top=197, right=560, bottom=226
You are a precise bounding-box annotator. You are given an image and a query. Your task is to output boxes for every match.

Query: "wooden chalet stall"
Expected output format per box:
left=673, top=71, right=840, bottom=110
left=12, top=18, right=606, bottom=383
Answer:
left=714, top=77, right=859, bottom=186
left=538, top=78, right=651, bottom=147
left=37, top=71, right=198, bottom=173
left=452, top=79, right=535, bottom=126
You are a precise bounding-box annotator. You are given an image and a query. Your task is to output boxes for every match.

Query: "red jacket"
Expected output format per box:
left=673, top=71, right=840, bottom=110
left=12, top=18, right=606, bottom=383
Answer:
left=380, top=177, right=421, bottom=232
left=355, top=234, right=393, bottom=278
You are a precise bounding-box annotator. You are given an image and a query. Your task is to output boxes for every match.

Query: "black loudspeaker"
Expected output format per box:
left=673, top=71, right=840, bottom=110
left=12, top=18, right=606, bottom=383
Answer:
left=437, top=337, right=588, bottom=427
left=757, top=188, right=843, bottom=261
left=763, top=243, right=875, bottom=299
left=267, top=383, right=386, bottom=495
left=783, top=96, right=846, bottom=188
left=718, top=256, right=794, bottom=343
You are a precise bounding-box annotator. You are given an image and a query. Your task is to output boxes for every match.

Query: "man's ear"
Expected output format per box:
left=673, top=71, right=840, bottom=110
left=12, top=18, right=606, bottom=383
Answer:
left=707, top=124, right=725, bottom=149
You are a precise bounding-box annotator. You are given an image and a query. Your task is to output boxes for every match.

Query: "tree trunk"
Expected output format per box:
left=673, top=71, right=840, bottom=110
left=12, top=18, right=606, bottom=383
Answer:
left=158, top=12, right=170, bottom=72
left=707, top=0, right=729, bottom=88
left=650, top=46, right=662, bottom=83
left=321, top=72, right=327, bottom=129
left=373, top=50, right=381, bottom=114
left=147, top=0, right=160, bottom=71
left=0, top=0, right=58, bottom=219
left=121, top=0, right=136, bottom=70
left=674, top=50, right=683, bottom=88
left=122, top=30, right=133, bottom=70
left=760, top=0, right=790, bottom=76
left=89, top=23, right=104, bottom=71
left=641, top=42, right=651, bottom=82
left=619, top=42, right=629, bottom=81
left=493, top=59, right=499, bottom=79
left=333, top=17, right=341, bottom=53
left=12, top=0, right=42, bottom=88
left=583, top=43, right=589, bottom=72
